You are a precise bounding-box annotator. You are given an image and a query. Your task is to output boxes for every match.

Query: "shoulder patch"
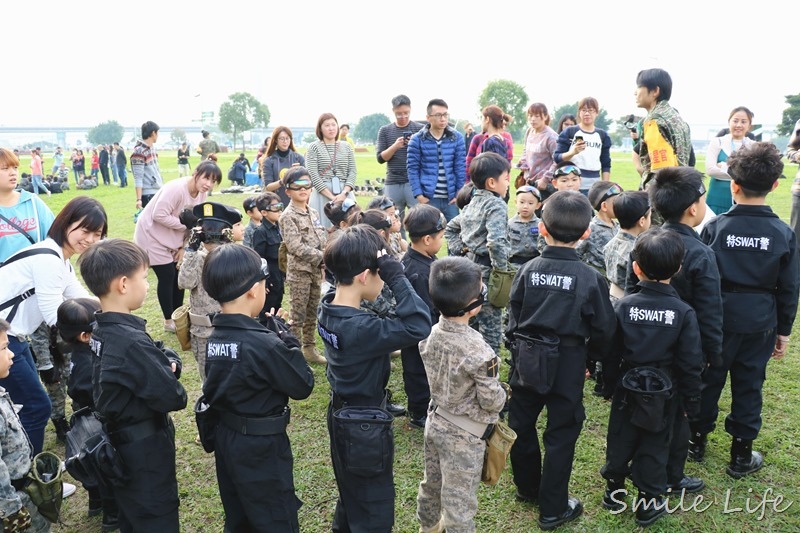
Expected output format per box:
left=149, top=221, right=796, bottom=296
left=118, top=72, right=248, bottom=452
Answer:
left=528, top=271, right=576, bottom=292
left=722, top=233, right=773, bottom=252
left=206, top=341, right=242, bottom=361
left=486, top=356, right=500, bottom=378
left=89, top=337, right=102, bottom=357
left=317, top=323, right=343, bottom=351
left=623, top=305, right=679, bottom=327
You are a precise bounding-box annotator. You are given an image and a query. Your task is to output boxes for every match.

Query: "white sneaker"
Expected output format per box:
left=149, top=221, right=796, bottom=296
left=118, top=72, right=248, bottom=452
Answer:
left=62, top=482, right=77, bottom=499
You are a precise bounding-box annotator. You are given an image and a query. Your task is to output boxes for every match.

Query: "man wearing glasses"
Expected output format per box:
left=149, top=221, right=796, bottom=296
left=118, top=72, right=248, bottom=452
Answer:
left=407, top=99, right=466, bottom=221
left=376, top=95, right=424, bottom=234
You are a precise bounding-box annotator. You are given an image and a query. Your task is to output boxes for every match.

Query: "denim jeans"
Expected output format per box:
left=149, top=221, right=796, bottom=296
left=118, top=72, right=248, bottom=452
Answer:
left=384, top=182, right=417, bottom=237
left=31, top=174, right=47, bottom=195
left=428, top=197, right=459, bottom=221
left=118, top=165, right=128, bottom=187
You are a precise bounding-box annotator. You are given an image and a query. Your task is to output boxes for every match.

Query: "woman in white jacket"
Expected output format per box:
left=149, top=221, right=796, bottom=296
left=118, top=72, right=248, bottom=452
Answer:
left=0, top=195, right=107, bottom=454
left=705, top=106, right=755, bottom=215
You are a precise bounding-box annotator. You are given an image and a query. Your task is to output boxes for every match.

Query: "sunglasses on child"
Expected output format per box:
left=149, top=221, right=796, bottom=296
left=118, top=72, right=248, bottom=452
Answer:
left=553, top=165, right=582, bottom=179
left=263, top=202, right=284, bottom=212
left=287, top=180, right=312, bottom=191
left=456, top=283, right=488, bottom=316
left=515, top=185, right=542, bottom=201
left=593, top=185, right=622, bottom=210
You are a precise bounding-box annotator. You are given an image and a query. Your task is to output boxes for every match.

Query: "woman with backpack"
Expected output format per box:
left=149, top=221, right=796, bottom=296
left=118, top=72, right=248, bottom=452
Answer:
left=465, top=104, right=514, bottom=182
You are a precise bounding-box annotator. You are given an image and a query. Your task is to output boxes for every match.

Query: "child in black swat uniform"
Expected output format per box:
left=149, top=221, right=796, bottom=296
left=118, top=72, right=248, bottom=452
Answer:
left=318, top=225, right=432, bottom=532
left=79, top=239, right=187, bottom=533
left=201, top=244, right=314, bottom=532
left=696, top=142, right=800, bottom=478
left=600, top=227, right=704, bottom=527
left=505, top=191, right=616, bottom=531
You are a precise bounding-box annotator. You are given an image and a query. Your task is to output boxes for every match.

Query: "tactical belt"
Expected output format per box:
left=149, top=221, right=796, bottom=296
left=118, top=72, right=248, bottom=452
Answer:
left=219, top=407, right=290, bottom=436
left=330, top=391, right=387, bottom=410
left=110, top=415, right=168, bottom=445
left=510, top=255, right=536, bottom=265
left=189, top=312, right=213, bottom=327
left=10, top=478, right=29, bottom=491
left=432, top=404, right=491, bottom=439
left=720, top=280, right=776, bottom=294
left=469, top=253, right=492, bottom=267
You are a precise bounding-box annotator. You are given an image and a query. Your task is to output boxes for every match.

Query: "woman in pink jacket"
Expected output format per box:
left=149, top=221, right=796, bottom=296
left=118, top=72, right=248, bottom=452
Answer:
left=133, top=160, right=222, bottom=331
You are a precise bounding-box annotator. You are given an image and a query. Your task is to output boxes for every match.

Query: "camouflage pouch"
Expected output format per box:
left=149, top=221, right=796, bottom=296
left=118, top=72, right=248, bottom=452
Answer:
left=24, top=451, right=63, bottom=523
left=171, top=304, right=191, bottom=351
left=278, top=243, right=288, bottom=273
left=488, top=268, right=516, bottom=308
left=2, top=506, right=31, bottom=532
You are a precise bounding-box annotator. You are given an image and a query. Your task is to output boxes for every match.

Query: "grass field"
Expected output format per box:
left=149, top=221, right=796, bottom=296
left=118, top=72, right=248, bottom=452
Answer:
left=21, top=146, right=800, bottom=532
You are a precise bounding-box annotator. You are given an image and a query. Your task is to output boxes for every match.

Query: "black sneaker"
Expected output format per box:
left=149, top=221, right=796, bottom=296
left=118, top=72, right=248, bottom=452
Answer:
left=538, top=496, right=583, bottom=530
left=634, top=494, right=667, bottom=527
left=515, top=490, right=537, bottom=503
left=408, top=414, right=426, bottom=429
left=667, top=476, right=705, bottom=494
left=386, top=403, right=407, bottom=417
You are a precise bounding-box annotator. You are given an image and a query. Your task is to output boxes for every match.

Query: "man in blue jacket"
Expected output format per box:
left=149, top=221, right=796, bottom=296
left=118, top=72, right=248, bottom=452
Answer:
left=407, top=98, right=466, bottom=221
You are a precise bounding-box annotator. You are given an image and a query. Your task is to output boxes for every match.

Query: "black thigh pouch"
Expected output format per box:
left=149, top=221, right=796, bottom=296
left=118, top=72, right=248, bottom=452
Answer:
left=511, top=332, right=560, bottom=395
left=333, top=407, right=394, bottom=477
left=622, top=366, right=674, bottom=433
left=194, top=395, right=219, bottom=453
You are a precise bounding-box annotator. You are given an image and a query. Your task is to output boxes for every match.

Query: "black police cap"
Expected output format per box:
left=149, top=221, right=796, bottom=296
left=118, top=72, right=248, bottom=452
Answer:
left=192, top=202, right=242, bottom=228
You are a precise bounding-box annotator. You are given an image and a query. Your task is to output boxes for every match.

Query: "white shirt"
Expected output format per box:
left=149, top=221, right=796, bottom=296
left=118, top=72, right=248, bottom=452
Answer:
left=0, top=239, right=88, bottom=337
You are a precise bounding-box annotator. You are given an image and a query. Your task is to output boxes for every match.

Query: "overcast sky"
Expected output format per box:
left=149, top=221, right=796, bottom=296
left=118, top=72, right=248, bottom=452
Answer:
left=3, top=1, right=794, bottom=141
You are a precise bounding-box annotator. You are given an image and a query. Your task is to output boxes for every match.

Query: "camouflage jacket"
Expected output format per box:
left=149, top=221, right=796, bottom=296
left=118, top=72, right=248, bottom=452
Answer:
left=419, top=319, right=506, bottom=425
left=444, top=214, right=467, bottom=257
left=460, top=189, right=511, bottom=270
left=508, top=214, right=540, bottom=263
left=243, top=220, right=259, bottom=249
left=177, top=247, right=219, bottom=338
left=279, top=204, right=326, bottom=275
left=0, top=388, right=33, bottom=518
left=577, top=216, right=619, bottom=274
left=640, top=100, right=692, bottom=182
left=604, top=230, right=637, bottom=287
left=361, top=284, right=397, bottom=319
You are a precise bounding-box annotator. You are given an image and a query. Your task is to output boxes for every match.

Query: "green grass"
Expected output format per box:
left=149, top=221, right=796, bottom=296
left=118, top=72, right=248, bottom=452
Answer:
left=24, top=147, right=800, bottom=532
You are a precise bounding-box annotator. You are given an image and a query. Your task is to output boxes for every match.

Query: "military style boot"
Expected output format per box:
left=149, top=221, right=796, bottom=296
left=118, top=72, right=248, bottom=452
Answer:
left=634, top=491, right=667, bottom=527
left=726, top=437, right=763, bottom=479
left=52, top=417, right=69, bottom=444
left=602, top=478, right=626, bottom=511
left=687, top=431, right=707, bottom=462
left=302, top=345, right=327, bottom=365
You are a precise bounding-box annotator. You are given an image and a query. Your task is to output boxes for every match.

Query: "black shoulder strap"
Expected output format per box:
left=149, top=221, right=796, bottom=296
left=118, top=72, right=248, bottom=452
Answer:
left=0, top=214, right=35, bottom=245
left=0, top=248, right=61, bottom=323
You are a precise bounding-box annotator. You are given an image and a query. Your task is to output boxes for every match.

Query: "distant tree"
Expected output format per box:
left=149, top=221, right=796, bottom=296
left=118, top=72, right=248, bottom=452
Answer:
left=171, top=128, right=187, bottom=144
left=551, top=102, right=611, bottom=132
left=302, top=132, right=317, bottom=145
left=86, top=120, right=124, bottom=145
left=478, top=80, right=529, bottom=140
left=778, top=93, right=800, bottom=137
left=353, top=113, right=390, bottom=143
left=218, top=92, right=270, bottom=152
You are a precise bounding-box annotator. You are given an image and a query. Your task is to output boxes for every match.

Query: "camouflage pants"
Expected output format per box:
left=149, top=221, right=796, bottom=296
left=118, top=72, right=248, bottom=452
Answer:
left=18, top=490, right=51, bottom=532
left=417, top=411, right=484, bottom=533
left=474, top=267, right=503, bottom=355
left=286, top=271, right=322, bottom=348
left=28, top=322, right=70, bottom=421
left=190, top=334, right=209, bottom=383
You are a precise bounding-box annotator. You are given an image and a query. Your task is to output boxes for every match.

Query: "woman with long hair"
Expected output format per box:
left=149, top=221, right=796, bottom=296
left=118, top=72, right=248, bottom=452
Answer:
left=260, top=126, right=305, bottom=206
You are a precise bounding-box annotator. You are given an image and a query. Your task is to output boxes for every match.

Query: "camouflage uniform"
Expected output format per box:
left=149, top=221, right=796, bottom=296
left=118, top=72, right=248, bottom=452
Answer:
left=444, top=215, right=467, bottom=257
left=242, top=219, right=259, bottom=249
left=577, top=216, right=619, bottom=274
left=28, top=322, right=69, bottom=422
left=177, top=247, right=221, bottom=382
left=279, top=204, right=327, bottom=349
left=0, top=387, right=50, bottom=532
left=459, top=189, right=514, bottom=354
left=639, top=100, right=692, bottom=188
left=604, top=231, right=637, bottom=301
left=389, top=232, right=405, bottom=260
left=417, top=319, right=506, bottom=533
left=507, top=214, right=540, bottom=265
left=361, top=285, right=397, bottom=319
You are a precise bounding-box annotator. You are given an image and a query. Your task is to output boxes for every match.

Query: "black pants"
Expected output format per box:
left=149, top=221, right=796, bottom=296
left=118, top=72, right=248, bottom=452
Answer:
left=694, top=329, right=775, bottom=440
left=100, top=165, right=110, bottom=185
left=151, top=262, right=184, bottom=320
left=508, top=344, right=586, bottom=517
left=666, top=397, right=690, bottom=486
left=215, top=424, right=301, bottom=532
left=263, top=266, right=285, bottom=315
left=400, top=345, right=430, bottom=418
left=601, top=388, right=677, bottom=496
left=327, top=402, right=394, bottom=533
left=114, top=427, right=179, bottom=533
left=141, top=194, right=155, bottom=208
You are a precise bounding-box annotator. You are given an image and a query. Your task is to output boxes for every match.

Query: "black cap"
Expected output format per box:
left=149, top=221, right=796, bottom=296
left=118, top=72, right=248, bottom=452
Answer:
left=192, top=202, right=242, bottom=227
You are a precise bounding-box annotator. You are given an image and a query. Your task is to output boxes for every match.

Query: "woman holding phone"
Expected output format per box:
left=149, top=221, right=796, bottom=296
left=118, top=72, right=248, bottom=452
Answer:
left=553, top=97, right=612, bottom=196
left=260, top=126, right=305, bottom=207
left=305, top=113, right=357, bottom=227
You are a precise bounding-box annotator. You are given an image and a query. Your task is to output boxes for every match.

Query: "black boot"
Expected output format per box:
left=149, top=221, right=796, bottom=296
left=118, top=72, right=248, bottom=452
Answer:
left=634, top=491, right=667, bottom=527
left=102, top=499, right=120, bottom=532
left=602, top=478, right=626, bottom=510
left=52, top=417, right=69, bottom=444
left=688, top=431, right=707, bottom=462
left=87, top=487, right=102, bottom=517
left=726, top=437, right=763, bottom=479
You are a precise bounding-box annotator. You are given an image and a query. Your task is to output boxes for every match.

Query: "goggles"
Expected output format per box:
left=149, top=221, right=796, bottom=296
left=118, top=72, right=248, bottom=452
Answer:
left=408, top=213, right=447, bottom=238
left=377, top=197, right=395, bottom=210
left=216, top=258, right=270, bottom=302
left=553, top=165, right=582, bottom=179
left=341, top=197, right=357, bottom=213
left=455, top=283, right=488, bottom=316
left=262, top=202, right=284, bottom=213
left=515, top=185, right=542, bottom=201
left=673, top=181, right=706, bottom=214
left=287, top=179, right=312, bottom=191
left=593, top=185, right=622, bottom=210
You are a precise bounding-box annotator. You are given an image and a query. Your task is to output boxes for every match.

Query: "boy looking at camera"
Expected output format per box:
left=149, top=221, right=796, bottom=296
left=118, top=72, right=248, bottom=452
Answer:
left=577, top=181, right=621, bottom=274
left=603, top=191, right=651, bottom=300
left=508, top=185, right=542, bottom=266
left=506, top=191, right=615, bottom=530
left=318, top=225, right=432, bottom=532
left=416, top=256, right=509, bottom=533
left=241, top=196, right=262, bottom=249
left=695, top=142, right=800, bottom=479
left=79, top=239, right=187, bottom=533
